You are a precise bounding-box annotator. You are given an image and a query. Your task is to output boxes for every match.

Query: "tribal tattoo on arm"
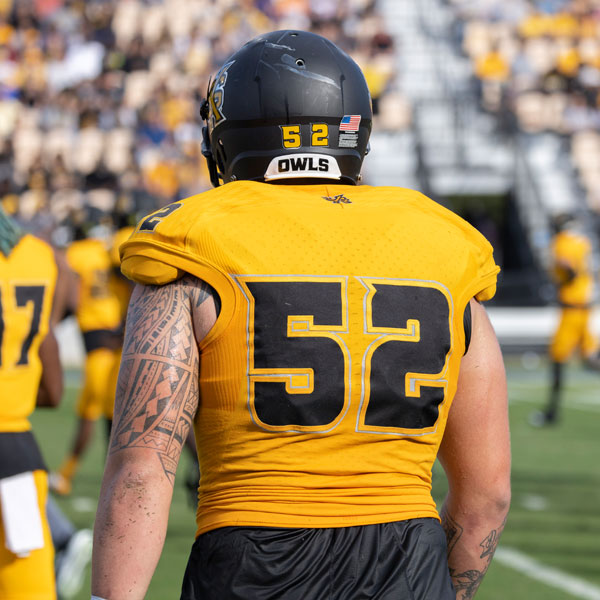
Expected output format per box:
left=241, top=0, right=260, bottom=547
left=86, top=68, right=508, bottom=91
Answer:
left=441, top=505, right=507, bottom=600
left=109, top=275, right=217, bottom=485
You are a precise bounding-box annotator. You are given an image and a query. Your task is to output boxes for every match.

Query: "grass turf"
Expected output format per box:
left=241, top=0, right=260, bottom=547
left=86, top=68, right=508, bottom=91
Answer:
left=31, top=356, right=600, bottom=599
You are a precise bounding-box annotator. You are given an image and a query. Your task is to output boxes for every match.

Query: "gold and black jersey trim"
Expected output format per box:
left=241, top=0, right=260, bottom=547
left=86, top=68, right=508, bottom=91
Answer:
left=83, top=328, right=122, bottom=353
left=463, top=302, right=472, bottom=355
left=0, top=431, right=47, bottom=478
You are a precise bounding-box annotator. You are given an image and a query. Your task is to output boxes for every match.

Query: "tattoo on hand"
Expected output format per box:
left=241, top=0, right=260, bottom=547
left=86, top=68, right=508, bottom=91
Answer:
left=110, top=276, right=213, bottom=484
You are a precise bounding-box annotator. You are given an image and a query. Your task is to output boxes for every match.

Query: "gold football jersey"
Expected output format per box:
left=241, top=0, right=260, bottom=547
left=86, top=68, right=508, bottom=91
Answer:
left=552, top=229, right=594, bottom=307
left=121, top=181, right=499, bottom=535
left=66, top=238, right=121, bottom=332
left=0, top=235, right=57, bottom=431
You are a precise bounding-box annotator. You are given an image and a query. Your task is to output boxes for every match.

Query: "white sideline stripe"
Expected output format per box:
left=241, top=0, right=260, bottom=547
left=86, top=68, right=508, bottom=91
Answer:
left=508, top=391, right=600, bottom=410
left=495, top=547, right=600, bottom=599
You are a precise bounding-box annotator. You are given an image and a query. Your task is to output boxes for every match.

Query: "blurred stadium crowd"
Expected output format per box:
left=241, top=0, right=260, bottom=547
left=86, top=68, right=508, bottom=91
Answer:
left=0, top=0, right=403, bottom=246
left=1, top=0, right=599, bottom=249
left=450, top=0, right=600, bottom=214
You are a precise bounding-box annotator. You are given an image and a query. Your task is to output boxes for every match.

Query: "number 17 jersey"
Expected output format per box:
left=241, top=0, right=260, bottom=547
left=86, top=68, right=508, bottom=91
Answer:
left=0, top=235, right=56, bottom=431
left=121, top=181, right=499, bottom=536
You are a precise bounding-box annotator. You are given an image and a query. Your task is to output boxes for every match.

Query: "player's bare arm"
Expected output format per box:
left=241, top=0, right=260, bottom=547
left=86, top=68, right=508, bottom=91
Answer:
left=36, top=329, right=63, bottom=407
left=440, top=504, right=507, bottom=599
left=438, top=299, right=511, bottom=600
left=50, top=247, right=79, bottom=326
left=92, top=275, right=217, bottom=600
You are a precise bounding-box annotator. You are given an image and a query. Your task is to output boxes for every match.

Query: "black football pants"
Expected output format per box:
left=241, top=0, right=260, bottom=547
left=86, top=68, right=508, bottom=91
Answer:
left=181, top=518, right=455, bottom=599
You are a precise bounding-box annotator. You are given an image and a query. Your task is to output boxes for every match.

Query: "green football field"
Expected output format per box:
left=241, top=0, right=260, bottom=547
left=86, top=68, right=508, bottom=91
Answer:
left=31, top=354, right=600, bottom=600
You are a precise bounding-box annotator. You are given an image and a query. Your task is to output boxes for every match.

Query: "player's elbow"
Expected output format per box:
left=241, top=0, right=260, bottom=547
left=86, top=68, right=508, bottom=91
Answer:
left=489, top=481, right=511, bottom=518
left=478, top=463, right=511, bottom=513
left=37, top=331, right=64, bottom=407
left=103, top=451, right=170, bottom=497
left=448, top=467, right=511, bottom=523
left=493, top=456, right=511, bottom=507
left=474, top=476, right=511, bottom=523
left=37, top=383, right=62, bottom=407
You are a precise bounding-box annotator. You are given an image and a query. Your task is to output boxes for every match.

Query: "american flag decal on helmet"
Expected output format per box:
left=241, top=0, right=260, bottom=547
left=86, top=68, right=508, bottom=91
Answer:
left=339, top=115, right=361, bottom=131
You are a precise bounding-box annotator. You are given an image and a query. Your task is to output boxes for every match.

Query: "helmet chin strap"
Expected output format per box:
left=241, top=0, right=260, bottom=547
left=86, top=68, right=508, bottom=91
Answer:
left=200, top=125, right=221, bottom=188
left=200, top=97, right=222, bottom=188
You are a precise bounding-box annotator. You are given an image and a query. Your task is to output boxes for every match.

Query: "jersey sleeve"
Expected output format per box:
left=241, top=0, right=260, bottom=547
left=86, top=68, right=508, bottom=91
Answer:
left=121, top=253, right=184, bottom=285
left=416, top=189, right=500, bottom=304
left=119, top=200, right=196, bottom=285
left=471, top=236, right=500, bottom=302
left=118, top=198, right=236, bottom=304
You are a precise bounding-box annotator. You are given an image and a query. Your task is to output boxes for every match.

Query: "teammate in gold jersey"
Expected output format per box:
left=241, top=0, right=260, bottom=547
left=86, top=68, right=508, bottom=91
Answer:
left=0, top=207, right=62, bottom=599
left=93, top=31, right=511, bottom=600
left=51, top=226, right=122, bottom=496
left=531, top=213, right=599, bottom=426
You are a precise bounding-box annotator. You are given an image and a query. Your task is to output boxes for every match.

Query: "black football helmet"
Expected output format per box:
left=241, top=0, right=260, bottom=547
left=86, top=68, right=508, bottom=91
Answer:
left=200, top=30, right=372, bottom=187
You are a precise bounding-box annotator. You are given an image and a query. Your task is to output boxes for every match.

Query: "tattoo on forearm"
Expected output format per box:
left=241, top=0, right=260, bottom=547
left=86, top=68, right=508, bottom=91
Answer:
left=110, top=276, right=213, bottom=484
left=479, top=528, right=501, bottom=560
left=441, top=506, right=462, bottom=556
left=441, top=506, right=507, bottom=600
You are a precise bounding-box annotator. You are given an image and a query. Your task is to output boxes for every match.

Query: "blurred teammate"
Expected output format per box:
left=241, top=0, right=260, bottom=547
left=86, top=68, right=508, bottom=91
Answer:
left=48, top=498, right=93, bottom=600
left=0, top=206, right=62, bottom=599
left=531, top=213, right=600, bottom=426
left=42, top=229, right=94, bottom=600
left=50, top=216, right=122, bottom=496
left=0, top=207, right=93, bottom=598
left=93, top=31, right=511, bottom=600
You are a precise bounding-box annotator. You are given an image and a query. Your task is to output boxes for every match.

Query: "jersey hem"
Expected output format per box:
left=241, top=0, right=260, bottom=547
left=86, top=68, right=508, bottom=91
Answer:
left=195, top=509, right=441, bottom=537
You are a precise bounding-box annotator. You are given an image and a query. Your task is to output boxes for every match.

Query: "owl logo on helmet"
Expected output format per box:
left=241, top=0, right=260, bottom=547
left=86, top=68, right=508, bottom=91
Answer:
left=207, top=61, right=235, bottom=134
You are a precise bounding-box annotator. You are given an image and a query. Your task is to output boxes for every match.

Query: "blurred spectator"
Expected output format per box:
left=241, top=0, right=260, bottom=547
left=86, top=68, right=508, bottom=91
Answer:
left=474, top=41, right=511, bottom=111
left=450, top=0, right=600, bottom=213
left=562, top=90, right=600, bottom=133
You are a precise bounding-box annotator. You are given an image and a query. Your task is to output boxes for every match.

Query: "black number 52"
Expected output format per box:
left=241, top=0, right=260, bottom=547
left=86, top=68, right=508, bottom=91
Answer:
left=235, top=276, right=452, bottom=436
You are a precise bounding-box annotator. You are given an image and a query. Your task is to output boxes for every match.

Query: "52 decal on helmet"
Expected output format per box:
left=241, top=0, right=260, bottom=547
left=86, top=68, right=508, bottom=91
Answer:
left=208, top=60, right=235, bottom=131
left=281, top=124, right=329, bottom=148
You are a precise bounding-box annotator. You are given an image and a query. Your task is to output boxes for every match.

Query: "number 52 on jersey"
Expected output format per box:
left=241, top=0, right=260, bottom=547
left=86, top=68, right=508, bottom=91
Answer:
left=234, top=275, right=454, bottom=437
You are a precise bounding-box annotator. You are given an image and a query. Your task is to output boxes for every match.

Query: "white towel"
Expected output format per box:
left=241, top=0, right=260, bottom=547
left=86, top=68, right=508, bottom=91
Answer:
left=0, top=471, right=44, bottom=557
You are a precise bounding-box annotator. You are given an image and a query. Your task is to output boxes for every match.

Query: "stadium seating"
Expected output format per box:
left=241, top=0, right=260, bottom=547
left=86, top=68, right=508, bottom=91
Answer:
left=0, top=0, right=409, bottom=245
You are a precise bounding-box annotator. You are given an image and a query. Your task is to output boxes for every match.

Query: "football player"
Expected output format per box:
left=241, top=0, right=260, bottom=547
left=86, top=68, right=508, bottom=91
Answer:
left=50, top=215, right=122, bottom=496
left=0, top=206, right=62, bottom=599
left=531, top=212, right=599, bottom=426
left=92, top=31, right=510, bottom=600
